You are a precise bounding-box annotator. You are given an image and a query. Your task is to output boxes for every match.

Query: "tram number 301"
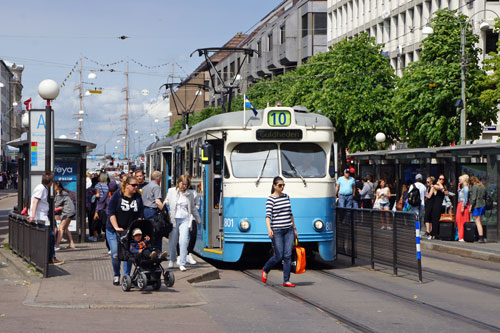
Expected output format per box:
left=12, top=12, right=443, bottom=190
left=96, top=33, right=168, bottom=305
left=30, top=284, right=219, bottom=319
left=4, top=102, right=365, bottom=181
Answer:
left=224, top=218, right=234, bottom=228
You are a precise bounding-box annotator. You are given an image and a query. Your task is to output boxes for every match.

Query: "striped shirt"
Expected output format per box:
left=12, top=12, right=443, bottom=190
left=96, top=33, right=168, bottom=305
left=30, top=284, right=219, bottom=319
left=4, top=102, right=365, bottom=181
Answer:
left=266, top=193, right=293, bottom=230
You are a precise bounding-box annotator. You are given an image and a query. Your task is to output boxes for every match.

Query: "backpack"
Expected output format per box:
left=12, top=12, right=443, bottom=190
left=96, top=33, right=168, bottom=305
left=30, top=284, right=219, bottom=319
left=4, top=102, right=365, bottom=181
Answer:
left=485, top=190, right=493, bottom=210
left=408, top=183, right=421, bottom=207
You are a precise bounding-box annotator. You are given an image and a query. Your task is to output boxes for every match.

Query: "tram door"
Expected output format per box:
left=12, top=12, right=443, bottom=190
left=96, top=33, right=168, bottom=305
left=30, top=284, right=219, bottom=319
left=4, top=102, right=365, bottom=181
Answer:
left=161, top=151, right=171, bottom=198
left=206, top=140, right=224, bottom=249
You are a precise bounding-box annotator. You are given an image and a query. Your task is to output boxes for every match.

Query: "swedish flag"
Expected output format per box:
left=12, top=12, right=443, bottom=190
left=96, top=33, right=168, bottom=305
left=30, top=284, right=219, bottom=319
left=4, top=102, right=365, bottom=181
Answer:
left=244, top=95, right=258, bottom=116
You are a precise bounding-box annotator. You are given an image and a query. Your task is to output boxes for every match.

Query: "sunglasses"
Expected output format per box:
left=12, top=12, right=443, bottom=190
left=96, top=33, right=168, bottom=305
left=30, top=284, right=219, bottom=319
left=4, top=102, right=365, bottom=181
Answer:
left=439, top=178, right=445, bottom=180
left=128, top=183, right=138, bottom=187
left=276, top=184, right=285, bottom=188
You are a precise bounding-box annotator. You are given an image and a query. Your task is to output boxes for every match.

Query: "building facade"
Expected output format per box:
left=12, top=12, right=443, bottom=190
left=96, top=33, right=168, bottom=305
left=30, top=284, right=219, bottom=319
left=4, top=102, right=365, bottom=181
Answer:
left=0, top=60, right=23, bottom=172
left=210, top=0, right=328, bottom=107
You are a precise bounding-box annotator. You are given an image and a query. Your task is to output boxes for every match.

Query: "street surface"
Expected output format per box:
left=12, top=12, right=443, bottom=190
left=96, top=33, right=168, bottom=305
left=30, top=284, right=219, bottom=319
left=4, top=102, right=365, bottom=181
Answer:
left=1, top=195, right=500, bottom=332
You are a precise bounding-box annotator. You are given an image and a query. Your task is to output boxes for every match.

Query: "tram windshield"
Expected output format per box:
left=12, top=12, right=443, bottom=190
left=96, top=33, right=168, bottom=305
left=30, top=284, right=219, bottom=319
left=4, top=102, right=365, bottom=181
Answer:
left=231, top=143, right=279, bottom=178
left=281, top=143, right=326, bottom=178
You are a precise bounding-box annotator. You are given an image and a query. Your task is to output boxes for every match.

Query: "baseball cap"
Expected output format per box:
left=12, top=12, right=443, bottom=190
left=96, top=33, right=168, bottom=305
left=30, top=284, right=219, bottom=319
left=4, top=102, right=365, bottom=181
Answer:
left=132, top=228, right=142, bottom=236
left=108, top=180, right=118, bottom=192
left=415, top=174, right=423, bottom=181
left=344, top=169, right=350, bottom=174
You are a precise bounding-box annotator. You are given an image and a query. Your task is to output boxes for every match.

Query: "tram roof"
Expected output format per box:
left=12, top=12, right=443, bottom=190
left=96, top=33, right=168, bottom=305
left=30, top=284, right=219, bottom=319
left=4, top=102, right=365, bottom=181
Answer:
left=145, top=136, right=175, bottom=152
left=348, top=142, right=500, bottom=160
left=172, top=109, right=334, bottom=140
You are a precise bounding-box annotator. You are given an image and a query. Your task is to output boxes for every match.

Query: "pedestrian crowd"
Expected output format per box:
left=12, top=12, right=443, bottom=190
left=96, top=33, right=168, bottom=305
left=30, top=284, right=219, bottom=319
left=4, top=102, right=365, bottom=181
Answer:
left=0, top=170, right=17, bottom=190
left=85, top=168, right=200, bottom=286
left=336, top=168, right=489, bottom=243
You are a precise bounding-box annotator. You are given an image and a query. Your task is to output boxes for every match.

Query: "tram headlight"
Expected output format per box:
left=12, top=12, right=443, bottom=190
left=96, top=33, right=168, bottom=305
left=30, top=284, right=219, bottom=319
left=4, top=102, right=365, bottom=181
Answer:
left=239, top=219, right=251, bottom=232
left=313, top=219, right=324, bottom=232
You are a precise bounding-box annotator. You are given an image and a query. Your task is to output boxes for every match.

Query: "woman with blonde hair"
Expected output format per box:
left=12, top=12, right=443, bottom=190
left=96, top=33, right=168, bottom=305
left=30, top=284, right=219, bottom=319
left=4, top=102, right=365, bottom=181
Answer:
left=423, top=176, right=436, bottom=238
left=469, top=176, right=487, bottom=243
left=164, top=175, right=200, bottom=271
left=456, top=175, right=470, bottom=242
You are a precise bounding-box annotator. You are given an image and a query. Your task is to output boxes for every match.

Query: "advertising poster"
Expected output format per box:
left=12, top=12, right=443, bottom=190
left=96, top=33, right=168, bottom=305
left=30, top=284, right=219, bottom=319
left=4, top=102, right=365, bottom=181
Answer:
left=54, top=161, right=78, bottom=231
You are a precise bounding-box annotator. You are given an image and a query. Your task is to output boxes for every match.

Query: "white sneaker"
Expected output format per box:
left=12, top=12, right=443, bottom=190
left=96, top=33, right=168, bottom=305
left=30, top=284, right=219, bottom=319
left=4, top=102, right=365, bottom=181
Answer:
left=458, top=239, right=465, bottom=242
left=186, top=254, right=197, bottom=265
left=168, top=261, right=174, bottom=268
left=54, top=247, right=61, bottom=251
left=179, top=265, right=187, bottom=271
left=176, top=256, right=180, bottom=266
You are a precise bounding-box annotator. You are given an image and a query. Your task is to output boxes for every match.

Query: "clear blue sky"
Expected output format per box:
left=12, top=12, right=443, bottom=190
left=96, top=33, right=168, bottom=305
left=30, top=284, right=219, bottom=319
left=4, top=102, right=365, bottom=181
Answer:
left=0, top=0, right=279, bottom=155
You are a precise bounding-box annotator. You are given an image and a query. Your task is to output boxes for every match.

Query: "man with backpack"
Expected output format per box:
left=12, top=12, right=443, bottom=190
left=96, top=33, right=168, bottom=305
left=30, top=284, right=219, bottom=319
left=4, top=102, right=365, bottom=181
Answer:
left=407, top=174, right=426, bottom=228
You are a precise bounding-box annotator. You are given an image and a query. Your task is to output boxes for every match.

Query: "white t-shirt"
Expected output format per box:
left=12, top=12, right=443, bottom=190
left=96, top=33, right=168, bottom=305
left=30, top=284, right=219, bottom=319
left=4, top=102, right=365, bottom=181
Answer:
left=29, top=184, right=50, bottom=223
left=175, top=193, right=190, bottom=219
left=409, top=182, right=427, bottom=206
left=377, top=187, right=390, bottom=204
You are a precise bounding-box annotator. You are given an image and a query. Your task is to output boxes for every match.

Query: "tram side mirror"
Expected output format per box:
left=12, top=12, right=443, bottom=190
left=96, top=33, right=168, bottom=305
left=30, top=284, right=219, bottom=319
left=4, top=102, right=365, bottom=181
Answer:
left=201, top=143, right=212, bottom=164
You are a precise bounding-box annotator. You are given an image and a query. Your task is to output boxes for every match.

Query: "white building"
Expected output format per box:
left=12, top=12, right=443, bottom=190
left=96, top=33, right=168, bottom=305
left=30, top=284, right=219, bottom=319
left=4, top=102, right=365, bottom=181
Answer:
left=327, top=0, right=500, bottom=141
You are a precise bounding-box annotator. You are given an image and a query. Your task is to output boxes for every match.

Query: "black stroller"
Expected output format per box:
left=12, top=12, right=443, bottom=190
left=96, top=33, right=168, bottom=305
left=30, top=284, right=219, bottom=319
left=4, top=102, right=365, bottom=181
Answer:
left=118, top=219, right=175, bottom=291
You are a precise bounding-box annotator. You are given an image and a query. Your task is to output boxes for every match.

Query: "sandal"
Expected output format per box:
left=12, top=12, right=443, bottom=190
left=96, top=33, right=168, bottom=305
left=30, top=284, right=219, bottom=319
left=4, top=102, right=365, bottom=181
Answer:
left=282, top=282, right=295, bottom=287
left=261, top=269, right=267, bottom=283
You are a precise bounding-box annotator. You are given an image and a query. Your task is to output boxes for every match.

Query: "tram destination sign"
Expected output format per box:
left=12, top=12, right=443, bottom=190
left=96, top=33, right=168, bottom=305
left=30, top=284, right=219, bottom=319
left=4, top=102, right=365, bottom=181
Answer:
left=256, top=129, right=303, bottom=141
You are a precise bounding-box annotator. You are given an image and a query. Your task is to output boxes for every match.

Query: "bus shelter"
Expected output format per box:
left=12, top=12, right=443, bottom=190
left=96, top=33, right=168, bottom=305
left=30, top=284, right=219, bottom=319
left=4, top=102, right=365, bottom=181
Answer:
left=348, top=143, right=500, bottom=242
left=9, top=138, right=96, bottom=243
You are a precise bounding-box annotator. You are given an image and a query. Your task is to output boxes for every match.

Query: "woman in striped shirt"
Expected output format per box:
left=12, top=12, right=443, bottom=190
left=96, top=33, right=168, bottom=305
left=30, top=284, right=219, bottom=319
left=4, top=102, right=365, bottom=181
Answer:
left=261, top=176, right=298, bottom=287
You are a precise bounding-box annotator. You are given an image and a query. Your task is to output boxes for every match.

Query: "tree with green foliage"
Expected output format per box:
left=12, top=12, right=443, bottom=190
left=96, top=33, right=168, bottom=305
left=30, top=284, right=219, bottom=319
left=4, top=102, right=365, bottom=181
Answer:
left=480, top=18, right=500, bottom=131
left=247, top=33, right=398, bottom=154
left=393, top=9, right=496, bottom=147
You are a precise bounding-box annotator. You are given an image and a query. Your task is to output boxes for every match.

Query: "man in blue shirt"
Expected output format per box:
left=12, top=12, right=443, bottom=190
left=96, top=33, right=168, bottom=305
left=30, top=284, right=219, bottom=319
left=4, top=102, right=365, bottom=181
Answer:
left=336, top=169, right=356, bottom=208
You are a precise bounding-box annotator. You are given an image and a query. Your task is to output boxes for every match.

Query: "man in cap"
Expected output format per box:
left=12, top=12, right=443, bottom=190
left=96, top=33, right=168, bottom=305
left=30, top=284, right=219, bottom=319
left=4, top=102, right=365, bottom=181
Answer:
left=336, top=169, right=356, bottom=208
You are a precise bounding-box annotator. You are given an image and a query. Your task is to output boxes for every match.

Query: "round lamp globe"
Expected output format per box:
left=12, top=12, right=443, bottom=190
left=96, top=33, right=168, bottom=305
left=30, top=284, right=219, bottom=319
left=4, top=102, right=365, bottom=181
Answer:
left=38, top=79, right=60, bottom=100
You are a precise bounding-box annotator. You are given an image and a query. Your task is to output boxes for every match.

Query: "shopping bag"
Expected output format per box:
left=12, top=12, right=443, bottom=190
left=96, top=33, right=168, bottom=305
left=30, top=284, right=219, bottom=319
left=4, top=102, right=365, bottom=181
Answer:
left=291, top=240, right=306, bottom=274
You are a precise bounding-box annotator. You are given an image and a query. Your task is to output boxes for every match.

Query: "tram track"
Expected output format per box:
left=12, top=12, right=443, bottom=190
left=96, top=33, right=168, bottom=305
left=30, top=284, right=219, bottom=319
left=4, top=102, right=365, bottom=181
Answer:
left=316, top=269, right=500, bottom=332
left=241, top=270, right=375, bottom=333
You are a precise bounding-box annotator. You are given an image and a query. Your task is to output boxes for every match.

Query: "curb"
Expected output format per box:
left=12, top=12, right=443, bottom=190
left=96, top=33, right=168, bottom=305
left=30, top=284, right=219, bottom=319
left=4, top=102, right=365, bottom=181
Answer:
left=421, top=241, right=500, bottom=264
left=187, top=268, right=220, bottom=284
left=0, top=247, right=40, bottom=281
left=0, top=193, right=17, bottom=201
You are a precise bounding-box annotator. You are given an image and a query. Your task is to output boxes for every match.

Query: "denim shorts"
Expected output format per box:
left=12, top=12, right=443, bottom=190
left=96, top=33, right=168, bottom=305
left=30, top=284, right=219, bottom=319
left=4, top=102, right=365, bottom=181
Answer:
left=380, top=202, right=390, bottom=208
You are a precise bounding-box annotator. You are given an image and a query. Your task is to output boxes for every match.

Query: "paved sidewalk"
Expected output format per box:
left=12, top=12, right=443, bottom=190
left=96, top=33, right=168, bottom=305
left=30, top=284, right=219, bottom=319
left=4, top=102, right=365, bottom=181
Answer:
left=421, top=238, right=500, bottom=263
left=0, top=189, right=18, bottom=201
left=0, top=240, right=219, bottom=309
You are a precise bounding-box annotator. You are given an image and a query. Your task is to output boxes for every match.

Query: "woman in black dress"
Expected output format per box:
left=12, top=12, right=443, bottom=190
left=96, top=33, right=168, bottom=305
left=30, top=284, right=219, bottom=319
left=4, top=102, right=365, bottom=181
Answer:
left=423, top=176, right=435, bottom=239
left=429, top=175, right=446, bottom=239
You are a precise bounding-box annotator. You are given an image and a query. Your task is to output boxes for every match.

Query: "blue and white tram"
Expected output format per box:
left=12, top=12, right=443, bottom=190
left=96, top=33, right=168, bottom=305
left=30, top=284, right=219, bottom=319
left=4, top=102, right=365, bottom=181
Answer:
left=147, top=106, right=336, bottom=262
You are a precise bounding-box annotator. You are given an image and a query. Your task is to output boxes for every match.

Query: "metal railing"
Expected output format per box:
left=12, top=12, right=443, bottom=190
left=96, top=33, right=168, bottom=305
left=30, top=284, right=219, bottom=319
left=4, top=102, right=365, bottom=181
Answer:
left=8, top=212, right=50, bottom=277
left=336, top=207, right=423, bottom=282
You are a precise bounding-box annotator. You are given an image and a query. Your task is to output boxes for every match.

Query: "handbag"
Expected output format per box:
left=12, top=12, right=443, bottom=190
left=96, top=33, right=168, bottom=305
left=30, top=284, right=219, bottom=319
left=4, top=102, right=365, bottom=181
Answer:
left=396, top=198, right=403, bottom=211
left=373, top=198, right=381, bottom=209
left=291, top=239, right=306, bottom=274
left=439, top=213, right=455, bottom=223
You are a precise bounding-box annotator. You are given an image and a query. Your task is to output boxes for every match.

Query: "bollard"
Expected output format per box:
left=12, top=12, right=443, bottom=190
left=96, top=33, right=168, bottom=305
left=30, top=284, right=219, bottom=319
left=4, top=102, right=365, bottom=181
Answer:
left=415, top=220, right=423, bottom=282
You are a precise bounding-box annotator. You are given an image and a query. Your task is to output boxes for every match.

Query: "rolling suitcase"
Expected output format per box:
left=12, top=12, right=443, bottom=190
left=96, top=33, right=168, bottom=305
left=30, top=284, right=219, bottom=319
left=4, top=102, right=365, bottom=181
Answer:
left=464, top=222, right=476, bottom=242
left=439, top=222, right=455, bottom=241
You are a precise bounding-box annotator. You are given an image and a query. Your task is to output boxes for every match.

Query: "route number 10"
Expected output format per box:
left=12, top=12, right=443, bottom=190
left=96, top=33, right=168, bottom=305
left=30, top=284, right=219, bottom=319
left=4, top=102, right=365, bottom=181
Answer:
left=268, top=110, right=291, bottom=127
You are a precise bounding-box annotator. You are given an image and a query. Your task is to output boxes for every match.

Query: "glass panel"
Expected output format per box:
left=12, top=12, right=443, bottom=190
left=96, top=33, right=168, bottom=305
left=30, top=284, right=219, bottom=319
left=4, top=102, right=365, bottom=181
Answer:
left=231, top=143, right=278, bottom=178
left=314, top=13, right=327, bottom=35
left=302, top=14, right=308, bottom=37
left=281, top=143, right=326, bottom=178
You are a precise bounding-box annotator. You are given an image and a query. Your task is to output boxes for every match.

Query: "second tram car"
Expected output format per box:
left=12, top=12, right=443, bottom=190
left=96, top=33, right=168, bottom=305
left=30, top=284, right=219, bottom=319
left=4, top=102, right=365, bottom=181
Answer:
left=145, top=106, right=336, bottom=262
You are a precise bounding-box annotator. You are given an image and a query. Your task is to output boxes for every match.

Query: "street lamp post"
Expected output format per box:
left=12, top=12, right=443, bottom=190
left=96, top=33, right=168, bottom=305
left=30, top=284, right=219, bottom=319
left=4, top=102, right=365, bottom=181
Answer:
left=38, top=79, right=59, bottom=229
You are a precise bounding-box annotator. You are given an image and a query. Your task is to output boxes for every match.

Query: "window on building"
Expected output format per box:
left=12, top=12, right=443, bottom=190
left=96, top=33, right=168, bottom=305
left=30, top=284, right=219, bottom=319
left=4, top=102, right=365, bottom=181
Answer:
left=268, top=32, right=273, bottom=51
left=230, top=61, right=235, bottom=78
left=302, top=14, right=309, bottom=37
left=313, top=13, right=327, bottom=35
left=257, top=40, right=262, bottom=56
left=485, top=29, right=499, bottom=54
left=280, top=24, right=286, bottom=44
left=237, top=57, right=241, bottom=71
left=223, top=66, right=228, bottom=81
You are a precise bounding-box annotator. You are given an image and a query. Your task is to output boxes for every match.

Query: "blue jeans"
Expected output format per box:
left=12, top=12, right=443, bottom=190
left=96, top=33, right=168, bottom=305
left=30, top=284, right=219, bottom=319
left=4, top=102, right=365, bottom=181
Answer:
left=169, top=217, right=190, bottom=266
left=263, top=227, right=294, bottom=284
left=338, top=194, right=353, bottom=208
left=411, top=205, right=424, bottom=225
left=106, top=229, right=131, bottom=277
left=144, top=207, right=162, bottom=250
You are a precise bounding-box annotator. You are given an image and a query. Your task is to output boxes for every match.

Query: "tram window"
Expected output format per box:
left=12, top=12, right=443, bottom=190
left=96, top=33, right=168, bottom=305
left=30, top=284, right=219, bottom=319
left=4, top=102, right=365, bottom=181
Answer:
left=231, top=143, right=279, bottom=178
left=281, top=143, right=326, bottom=178
left=188, top=142, right=194, bottom=177
left=214, top=143, right=223, bottom=175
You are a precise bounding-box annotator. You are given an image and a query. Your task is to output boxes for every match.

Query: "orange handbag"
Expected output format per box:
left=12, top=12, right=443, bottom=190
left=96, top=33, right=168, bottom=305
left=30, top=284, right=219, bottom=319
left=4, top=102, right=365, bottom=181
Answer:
left=291, top=240, right=306, bottom=274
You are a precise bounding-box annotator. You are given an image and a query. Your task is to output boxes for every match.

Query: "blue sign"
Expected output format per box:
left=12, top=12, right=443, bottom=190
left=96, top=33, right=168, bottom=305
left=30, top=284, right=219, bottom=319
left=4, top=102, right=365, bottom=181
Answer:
left=54, top=162, right=77, bottom=193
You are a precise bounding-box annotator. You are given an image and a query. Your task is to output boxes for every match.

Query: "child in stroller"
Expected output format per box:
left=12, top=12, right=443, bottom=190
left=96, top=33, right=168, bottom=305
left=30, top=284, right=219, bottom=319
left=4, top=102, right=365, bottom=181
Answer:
left=129, top=228, right=167, bottom=260
left=120, top=219, right=175, bottom=291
